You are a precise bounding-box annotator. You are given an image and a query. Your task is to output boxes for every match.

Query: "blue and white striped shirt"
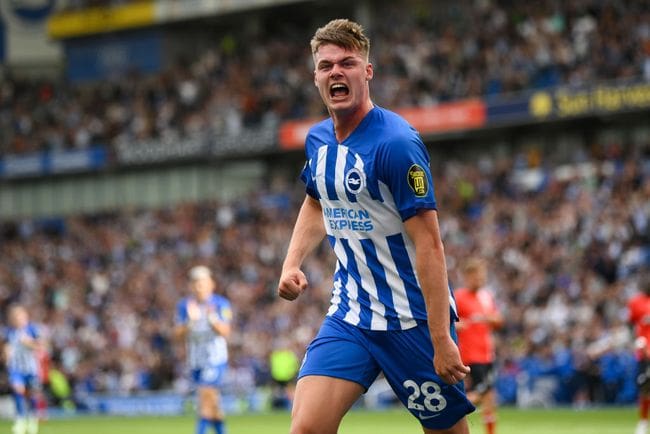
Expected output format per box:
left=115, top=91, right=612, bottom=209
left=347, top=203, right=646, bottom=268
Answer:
left=4, top=324, right=40, bottom=376
left=176, top=295, right=231, bottom=369
left=301, top=106, right=457, bottom=331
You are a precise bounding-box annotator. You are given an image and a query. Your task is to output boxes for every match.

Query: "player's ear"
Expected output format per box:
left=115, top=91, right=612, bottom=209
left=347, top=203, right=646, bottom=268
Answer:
left=366, top=63, right=373, bottom=81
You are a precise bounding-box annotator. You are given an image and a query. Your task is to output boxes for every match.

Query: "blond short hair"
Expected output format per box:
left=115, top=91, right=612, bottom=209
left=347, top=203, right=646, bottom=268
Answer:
left=188, top=265, right=212, bottom=281
left=461, top=257, right=487, bottom=275
left=310, top=19, right=370, bottom=61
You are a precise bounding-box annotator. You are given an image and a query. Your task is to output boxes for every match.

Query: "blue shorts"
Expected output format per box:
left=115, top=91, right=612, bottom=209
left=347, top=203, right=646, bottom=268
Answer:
left=299, top=316, right=475, bottom=430
left=191, top=364, right=227, bottom=388
left=8, top=371, right=41, bottom=393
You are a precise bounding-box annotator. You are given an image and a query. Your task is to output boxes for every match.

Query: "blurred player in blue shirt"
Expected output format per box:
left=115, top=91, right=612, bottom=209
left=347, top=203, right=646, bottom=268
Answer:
left=3, top=304, right=44, bottom=434
left=278, top=18, right=474, bottom=434
left=175, top=266, right=232, bottom=434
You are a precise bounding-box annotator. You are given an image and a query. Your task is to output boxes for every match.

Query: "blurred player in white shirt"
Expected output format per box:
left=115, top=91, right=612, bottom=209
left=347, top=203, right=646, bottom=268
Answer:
left=175, top=266, right=232, bottom=434
left=3, top=305, right=44, bottom=434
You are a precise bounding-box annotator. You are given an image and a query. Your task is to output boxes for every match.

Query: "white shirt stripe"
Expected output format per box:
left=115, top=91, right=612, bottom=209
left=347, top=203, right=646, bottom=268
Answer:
left=328, top=262, right=343, bottom=317
left=348, top=237, right=388, bottom=331
left=315, top=146, right=328, bottom=199
left=334, top=145, right=349, bottom=200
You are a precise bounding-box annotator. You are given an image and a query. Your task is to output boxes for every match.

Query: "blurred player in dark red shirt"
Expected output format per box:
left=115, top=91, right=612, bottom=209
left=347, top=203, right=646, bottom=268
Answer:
left=455, top=258, right=503, bottom=434
left=628, top=272, right=650, bottom=434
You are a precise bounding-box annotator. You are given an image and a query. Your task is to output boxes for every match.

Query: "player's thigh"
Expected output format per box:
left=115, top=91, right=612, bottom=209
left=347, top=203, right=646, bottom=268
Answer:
left=468, top=363, right=496, bottom=395
left=423, top=417, right=469, bottom=434
left=197, top=386, right=215, bottom=407
left=10, top=382, right=26, bottom=395
left=194, top=365, right=227, bottom=417
left=292, top=316, right=380, bottom=434
left=9, top=372, right=27, bottom=395
left=197, top=386, right=223, bottom=418
left=291, top=375, right=364, bottom=434
left=368, top=324, right=474, bottom=431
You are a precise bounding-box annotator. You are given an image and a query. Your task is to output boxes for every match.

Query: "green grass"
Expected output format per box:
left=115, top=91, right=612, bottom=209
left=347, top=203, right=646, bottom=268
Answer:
left=0, top=406, right=638, bottom=433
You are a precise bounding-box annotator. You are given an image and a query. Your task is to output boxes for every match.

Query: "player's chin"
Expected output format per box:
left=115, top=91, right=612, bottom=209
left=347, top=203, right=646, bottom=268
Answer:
left=327, top=101, right=355, bottom=115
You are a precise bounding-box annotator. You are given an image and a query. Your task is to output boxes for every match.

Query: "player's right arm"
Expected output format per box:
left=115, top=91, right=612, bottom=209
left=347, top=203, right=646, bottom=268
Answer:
left=173, top=299, right=191, bottom=340
left=173, top=323, right=188, bottom=340
left=2, top=342, right=9, bottom=367
left=404, top=209, right=470, bottom=385
left=278, top=195, right=325, bottom=301
left=1, top=329, right=7, bottom=365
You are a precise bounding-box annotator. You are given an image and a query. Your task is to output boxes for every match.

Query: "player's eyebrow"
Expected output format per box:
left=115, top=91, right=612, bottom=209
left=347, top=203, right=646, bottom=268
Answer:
left=316, top=56, right=359, bottom=68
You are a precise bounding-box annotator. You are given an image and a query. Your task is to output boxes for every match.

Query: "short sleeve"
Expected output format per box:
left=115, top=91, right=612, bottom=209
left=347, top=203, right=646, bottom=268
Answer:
left=377, top=131, right=437, bottom=221
left=27, top=324, right=39, bottom=339
left=299, top=159, right=319, bottom=199
left=217, top=297, right=233, bottom=323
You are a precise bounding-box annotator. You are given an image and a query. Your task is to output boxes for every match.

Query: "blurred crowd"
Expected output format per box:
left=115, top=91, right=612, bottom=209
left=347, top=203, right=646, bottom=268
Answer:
left=434, top=142, right=649, bottom=406
left=0, top=140, right=649, bottom=409
left=1, top=0, right=649, bottom=154
left=1, top=0, right=650, bottom=410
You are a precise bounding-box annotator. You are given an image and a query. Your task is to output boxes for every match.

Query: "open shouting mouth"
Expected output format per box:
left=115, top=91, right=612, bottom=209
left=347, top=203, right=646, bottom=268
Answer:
left=330, top=83, right=349, bottom=99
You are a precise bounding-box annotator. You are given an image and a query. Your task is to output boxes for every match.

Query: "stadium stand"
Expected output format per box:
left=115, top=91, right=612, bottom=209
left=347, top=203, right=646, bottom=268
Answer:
left=1, top=0, right=649, bottom=154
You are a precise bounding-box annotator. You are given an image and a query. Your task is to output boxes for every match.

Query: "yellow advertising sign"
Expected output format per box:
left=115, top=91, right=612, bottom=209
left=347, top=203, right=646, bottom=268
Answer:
left=47, top=2, right=155, bottom=39
left=530, top=82, right=650, bottom=119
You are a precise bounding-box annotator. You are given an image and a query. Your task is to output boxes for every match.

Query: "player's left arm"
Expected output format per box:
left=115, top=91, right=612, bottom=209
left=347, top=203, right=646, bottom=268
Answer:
left=208, top=317, right=231, bottom=339
left=404, top=210, right=470, bottom=385
left=487, top=311, right=504, bottom=330
left=208, top=302, right=232, bottom=339
left=484, top=295, right=504, bottom=330
left=173, top=300, right=190, bottom=340
left=0, top=329, right=7, bottom=364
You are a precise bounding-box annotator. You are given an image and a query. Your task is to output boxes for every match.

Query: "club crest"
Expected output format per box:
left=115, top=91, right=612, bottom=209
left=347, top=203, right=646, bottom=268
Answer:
left=345, top=167, right=365, bottom=195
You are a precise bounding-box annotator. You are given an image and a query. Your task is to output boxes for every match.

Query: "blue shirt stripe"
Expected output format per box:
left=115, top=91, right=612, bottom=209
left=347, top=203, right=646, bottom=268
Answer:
left=386, top=233, right=427, bottom=320
left=328, top=236, right=351, bottom=319
left=325, top=146, right=339, bottom=201
left=360, top=238, right=401, bottom=329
